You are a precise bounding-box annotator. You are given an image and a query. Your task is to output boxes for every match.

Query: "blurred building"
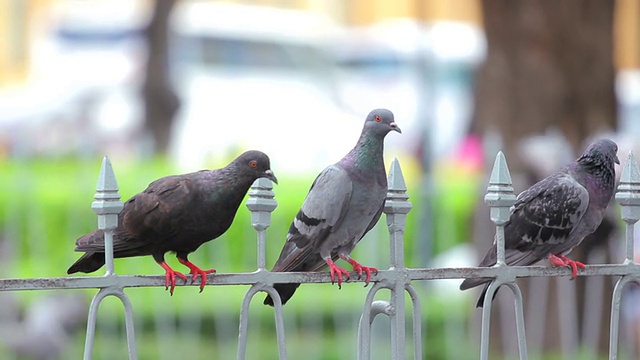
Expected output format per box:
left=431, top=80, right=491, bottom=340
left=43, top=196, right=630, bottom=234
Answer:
left=1, top=0, right=638, bottom=88
left=0, top=0, right=46, bottom=85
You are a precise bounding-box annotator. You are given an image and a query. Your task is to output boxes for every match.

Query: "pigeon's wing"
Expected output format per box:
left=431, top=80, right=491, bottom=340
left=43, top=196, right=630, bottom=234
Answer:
left=271, top=165, right=353, bottom=272
left=74, top=175, right=193, bottom=252
left=460, top=173, right=589, bottom=291
left=504, top=173, right=589, bottom=264
left=478, top=173, right=589, bottom=268
left=123, top=175, right=196, bottom=239
left=363, top=203, right=385, bottom=235
left=74, top=225, right=146, bottom=253
left=73, top=229, right=106, bottom=251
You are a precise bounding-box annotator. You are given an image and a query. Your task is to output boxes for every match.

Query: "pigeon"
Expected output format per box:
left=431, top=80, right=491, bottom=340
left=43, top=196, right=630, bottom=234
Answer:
left=264, top=108, right=401, bottom=306
left=460, top=139, right=619, bottom=307
left=68, top=150, right=277, bottom=295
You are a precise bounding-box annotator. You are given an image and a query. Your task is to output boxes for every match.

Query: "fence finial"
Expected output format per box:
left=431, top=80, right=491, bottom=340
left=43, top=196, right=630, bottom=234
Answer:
left=485, top=151, right=516, bottom=226
left=615, top=150, right=640, bottom=264
left=384, top=158, right=412, bottom=214
left=616, top=150, right=640, bottom=222
left=246, top=177, right=277, bottom=270
left=384, top=158, right=412, bottom=268
left=91, top=156, right=124, bottom=276
left=485, top=151, right=516, bottom=266
left=380, top=158, right=413, bottom=360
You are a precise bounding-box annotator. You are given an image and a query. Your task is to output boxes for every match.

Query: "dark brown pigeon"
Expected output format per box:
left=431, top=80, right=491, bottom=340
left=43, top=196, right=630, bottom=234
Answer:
left=68, top=150, right=277, bottom=295
left=460, top=139, right=619, bottom=307
left=264, top=109, right=401, bottom=306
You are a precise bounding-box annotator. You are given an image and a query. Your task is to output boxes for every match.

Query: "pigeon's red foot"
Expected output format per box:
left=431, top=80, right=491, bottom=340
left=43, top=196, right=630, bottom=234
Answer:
left=548, top=254, right=585, bottom=279
left=344, top=257, right=378, bottom=287
left=158, top=261, right=188, bottom=295
left=178, top=258, right=216, bottom=293
left=325, top=258, right=350, bottom=289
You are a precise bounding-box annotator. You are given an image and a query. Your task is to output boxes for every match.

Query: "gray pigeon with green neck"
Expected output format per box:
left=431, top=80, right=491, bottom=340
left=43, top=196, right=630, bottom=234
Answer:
left=265, top=108, right=401, bottom=306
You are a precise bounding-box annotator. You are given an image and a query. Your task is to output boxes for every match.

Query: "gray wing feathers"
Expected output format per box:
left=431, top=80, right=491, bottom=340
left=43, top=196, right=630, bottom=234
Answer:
left=295, top=165, right=353, bottom=236
left=507, top=174, right=589, bottom=250
left=271, top=165, right=353, bottom=272
left=461, top=174, right=590, bottom=291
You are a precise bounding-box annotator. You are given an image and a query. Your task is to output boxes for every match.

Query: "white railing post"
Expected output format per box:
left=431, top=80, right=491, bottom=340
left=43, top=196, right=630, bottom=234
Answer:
left=610, top=151, right=640, bottom=359
left=238, top=177, right=286, bottom=360
left=484, top=151, right=515, bottom=267
left=615, top=151, right=640, bottom=264
left=358, top=159, right=417, bottom=360
left=92, top=156, right=124, bottom=276
left=480, top=151, right=526, bottom=360
left=83, top=156, right=136, bottom=360
left=246, top=177, right=277, bottom=271
left=384, top=158, right=414, bottom=360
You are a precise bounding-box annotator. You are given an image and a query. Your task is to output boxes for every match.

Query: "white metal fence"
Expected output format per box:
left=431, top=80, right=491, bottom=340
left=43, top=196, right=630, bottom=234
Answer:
left=1, top=151, right=639, bottom=360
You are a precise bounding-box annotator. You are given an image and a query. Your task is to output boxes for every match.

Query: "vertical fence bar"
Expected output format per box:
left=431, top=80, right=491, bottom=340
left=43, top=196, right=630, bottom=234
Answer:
left=386, top=158, right=412, bottom=268
left=480, top=151, right=518, bottom=360
left=615, top=151, right=640, bottom=264
left=609, top=276, right=638, bottom=360
left=384, top=158, right=413, bottom=360
left=237, top=285, right=287, bottom=360
left=84, top=289, right=138, bottom=360
left=357, top=282, right=387, bottom=360
left=484, top=151, right=515, bottom=266
left=582, top=251, right=606, bottom=360
left=238, top=177, right=283, bottom=359
left=92, top=156, right=124, bottom=276
left=405, top=284, right=423, bottom=360
left=506, top=283, right=529, bottom=360
left=116, top=290, right=139, bottom=360
left=82, top=156, right=137, bottom=360
left=480, top=280, right=500, bottom=360
left=357, top=159, right=413, bottom=360
left=610, top=151, right=640, bottom=359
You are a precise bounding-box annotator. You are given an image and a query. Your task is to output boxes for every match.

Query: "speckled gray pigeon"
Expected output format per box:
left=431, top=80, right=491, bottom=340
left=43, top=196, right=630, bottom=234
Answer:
left=68, top=150, right=277, bottom=295
left=460, top=139, right=619, bottom=307
left=264, top=109, right=401, bottom=306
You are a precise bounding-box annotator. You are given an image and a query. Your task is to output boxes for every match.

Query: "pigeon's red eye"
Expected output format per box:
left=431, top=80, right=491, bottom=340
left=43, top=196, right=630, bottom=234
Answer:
left=375, top=115, right=381, bottom=122
left=249, top=160, right=258, bottom=168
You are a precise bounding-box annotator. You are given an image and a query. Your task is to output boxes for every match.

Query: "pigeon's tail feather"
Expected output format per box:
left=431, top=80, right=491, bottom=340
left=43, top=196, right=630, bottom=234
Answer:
left=474, top=282, right=501, bottom=308
left=460, top=278, right=498, bottom=308
left=67, top=252, right=105, bottom=274
left=264, top=283, right=300, bottom=307
left=476, top=283, right=489, bottom=308
left=459, top=277, right=490, bottom=291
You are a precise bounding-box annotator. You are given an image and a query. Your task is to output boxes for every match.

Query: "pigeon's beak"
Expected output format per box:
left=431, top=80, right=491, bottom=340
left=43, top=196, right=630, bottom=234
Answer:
left=615, top=154, right=620, bottom=165
left=390, top=122, right=402, bottom=134
left=263, top=170, right=278, bottom=184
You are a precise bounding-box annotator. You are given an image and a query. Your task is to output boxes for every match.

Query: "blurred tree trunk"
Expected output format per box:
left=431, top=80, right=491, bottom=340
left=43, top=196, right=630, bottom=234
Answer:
left=470, top=0, right=617, bottom=166
left=468, top=0, right=618, bottom=357
left=142, top=0, right=179, bottom=154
